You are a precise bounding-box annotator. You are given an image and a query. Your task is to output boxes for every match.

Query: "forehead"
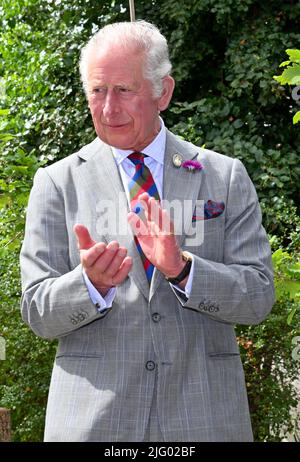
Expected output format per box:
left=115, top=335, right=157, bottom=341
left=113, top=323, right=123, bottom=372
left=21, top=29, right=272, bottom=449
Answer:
left=87, top=45, right=145, bottom=83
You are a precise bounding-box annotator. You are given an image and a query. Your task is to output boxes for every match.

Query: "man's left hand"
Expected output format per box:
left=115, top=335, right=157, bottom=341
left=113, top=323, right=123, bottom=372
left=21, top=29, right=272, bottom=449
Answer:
left=127, top=192, right=186, bottom=281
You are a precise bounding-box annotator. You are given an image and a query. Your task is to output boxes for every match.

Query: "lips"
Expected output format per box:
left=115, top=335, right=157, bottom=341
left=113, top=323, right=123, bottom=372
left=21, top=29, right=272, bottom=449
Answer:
left=102, top=122, right=129, bottom=129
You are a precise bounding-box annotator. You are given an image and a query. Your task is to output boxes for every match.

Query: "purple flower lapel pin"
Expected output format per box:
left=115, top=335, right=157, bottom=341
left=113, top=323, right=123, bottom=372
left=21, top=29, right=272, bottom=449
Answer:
left=182, top=159, right=203, bottom=172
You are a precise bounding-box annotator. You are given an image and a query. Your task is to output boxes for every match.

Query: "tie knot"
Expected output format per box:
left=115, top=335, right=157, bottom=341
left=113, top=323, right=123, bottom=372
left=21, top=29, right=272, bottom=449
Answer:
left=128, top=152, right=147, bottom=165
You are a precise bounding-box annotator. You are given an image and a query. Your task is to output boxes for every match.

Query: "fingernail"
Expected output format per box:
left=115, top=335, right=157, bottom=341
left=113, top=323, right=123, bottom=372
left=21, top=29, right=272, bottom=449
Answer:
left=107, top=242, right=119, bottom=251
left=96, top=243, right=105, bottom=253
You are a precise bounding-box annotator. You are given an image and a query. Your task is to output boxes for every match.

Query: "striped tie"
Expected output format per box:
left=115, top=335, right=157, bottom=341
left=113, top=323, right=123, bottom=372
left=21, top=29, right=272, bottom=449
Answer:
left=128, top=152, right=159, bottom=282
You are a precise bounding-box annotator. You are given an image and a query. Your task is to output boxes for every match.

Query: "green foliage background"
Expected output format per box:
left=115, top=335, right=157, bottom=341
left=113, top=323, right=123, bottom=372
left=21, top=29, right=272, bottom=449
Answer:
left=274, top=48, right=300, bottom=124
left=0, top=0, right=299, bottom=441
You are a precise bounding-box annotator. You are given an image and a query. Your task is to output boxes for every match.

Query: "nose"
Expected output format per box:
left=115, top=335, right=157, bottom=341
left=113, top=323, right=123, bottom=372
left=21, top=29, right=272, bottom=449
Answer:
left=102, top=89, right=120, bottom=119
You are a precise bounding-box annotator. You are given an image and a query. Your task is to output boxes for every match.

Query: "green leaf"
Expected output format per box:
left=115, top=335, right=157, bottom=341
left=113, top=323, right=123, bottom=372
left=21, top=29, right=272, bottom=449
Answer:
left=11, top=166, right=28, bottom=174
left=293, top=111, right=300, bottom=124
left=272, top=249, right=291, bottom=268
left=0, top=133, right=15, bottom=142
left=233, top=119, right=244, bottom=129
left=279, top=60, right=291, bottom=68
left=287, top=306, right=298, bottom=325
left=286, top=49, right=300, bottom=63
left=276, top=280, right=300, bottom=300
left=280, top=64, right=300, bottom=85
left=273, top=74, right=284, bottom=84
left=0, top=195, right=10, bottom=208
left=286, top=262, right=300, bottom=280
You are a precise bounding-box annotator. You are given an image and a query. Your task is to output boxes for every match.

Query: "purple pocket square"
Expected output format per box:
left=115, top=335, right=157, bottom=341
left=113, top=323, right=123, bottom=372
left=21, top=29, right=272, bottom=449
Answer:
left=204, top=200, right=225, bottom=220
left=192, top=200, right=225, bottom=221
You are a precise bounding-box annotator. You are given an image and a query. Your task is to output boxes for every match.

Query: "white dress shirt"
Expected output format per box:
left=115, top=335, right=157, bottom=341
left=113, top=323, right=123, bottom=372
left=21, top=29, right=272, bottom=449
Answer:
left=83, top=118, right=194, bottom=312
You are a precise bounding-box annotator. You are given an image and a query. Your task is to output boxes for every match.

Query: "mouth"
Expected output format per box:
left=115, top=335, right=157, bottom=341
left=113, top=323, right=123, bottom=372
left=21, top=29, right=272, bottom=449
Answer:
left=103, top=123, right=129, bottom=129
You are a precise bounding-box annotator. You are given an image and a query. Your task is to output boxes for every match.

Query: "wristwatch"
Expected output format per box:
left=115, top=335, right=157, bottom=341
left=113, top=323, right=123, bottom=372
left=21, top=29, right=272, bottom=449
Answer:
left=165, top=251, right=192, bottom=285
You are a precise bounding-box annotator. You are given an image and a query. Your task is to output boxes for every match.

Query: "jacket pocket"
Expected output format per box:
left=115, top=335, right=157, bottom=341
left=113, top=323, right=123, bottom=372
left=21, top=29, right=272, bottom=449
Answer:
left=56, top=353, right=104, bottom=359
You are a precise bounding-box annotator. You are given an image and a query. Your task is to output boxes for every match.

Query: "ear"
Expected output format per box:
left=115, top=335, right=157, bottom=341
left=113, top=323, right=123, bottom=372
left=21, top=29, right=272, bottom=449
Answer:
left=157, top=75, right=175, bottom=112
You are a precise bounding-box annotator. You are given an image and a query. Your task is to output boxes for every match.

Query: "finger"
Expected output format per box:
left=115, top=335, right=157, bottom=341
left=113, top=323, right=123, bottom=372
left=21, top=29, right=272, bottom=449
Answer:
left=105, top=247, right=128, bottom=277
left=93, top=240, right=120, bottom=273
left=160, top=209, right=174, bottom=235
left=135, top=193, right=150, bottom=216
left=138, top=192, right=151, bottom=204
left=135, top=195, right=149, bottom=217
left=81, top=242, right=106, bottom=268
left=145, top=196, right=160, bottom=224
left=128, top=211, right=149, bottom=237
left=145, top=200, right=173, bottom=235
left=149, top=220, right=159, bottom=236
left=112, top=256, right=133, bottom=285
left=74, top=224, right=96, bottom=250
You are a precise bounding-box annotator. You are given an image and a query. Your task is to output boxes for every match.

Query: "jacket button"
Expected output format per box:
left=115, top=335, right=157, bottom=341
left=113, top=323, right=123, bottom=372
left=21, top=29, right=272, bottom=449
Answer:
left=145, top=360, right=156, bottom=371
left=152, top=313, right=161, bottom=323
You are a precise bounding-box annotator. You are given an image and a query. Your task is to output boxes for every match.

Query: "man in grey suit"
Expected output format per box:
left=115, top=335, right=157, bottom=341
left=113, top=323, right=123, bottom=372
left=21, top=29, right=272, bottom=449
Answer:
left=20, top=20, right=274, bottom=442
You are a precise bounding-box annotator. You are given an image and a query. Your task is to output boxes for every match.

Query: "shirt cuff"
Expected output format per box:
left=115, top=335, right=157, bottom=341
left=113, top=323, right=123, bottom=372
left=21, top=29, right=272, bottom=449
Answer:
left=82, top=269, right=116, bottom=313
left=169, top=254, right=194, bottom=299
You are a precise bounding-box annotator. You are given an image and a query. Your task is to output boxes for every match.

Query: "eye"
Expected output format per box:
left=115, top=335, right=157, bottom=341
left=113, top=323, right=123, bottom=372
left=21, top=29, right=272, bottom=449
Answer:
left=92, top=87, right=106, bottom=95
left=120, top=87, right=130, bottom=92
left=116, top=86, right=132, bottom=94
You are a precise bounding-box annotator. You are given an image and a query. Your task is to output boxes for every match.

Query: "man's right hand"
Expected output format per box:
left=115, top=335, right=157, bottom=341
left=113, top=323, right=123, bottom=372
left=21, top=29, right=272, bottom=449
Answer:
left=74, top=224, right=133, bottom=296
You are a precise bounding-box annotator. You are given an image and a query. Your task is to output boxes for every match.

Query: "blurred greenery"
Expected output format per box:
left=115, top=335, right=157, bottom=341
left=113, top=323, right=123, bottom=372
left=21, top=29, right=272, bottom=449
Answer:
left=236, top=244, right=300, bottom=441
left=274, top=48, right=300, bottom=124
left=0, top=0, right=299, bottom=442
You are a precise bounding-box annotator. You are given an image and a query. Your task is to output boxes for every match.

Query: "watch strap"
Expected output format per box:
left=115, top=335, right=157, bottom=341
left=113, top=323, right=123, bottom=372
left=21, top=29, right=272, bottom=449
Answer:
left=165, top=253, right=192, bottom=285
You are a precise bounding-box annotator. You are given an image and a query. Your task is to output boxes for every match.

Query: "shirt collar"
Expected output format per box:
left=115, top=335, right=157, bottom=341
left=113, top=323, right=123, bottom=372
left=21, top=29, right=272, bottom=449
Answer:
left=112, top=117, right=166, bottom=166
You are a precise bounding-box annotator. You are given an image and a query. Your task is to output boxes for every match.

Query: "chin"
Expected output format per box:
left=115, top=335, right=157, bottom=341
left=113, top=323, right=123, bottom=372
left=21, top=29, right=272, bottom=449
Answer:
left=106, top=137, right=135, bottom=150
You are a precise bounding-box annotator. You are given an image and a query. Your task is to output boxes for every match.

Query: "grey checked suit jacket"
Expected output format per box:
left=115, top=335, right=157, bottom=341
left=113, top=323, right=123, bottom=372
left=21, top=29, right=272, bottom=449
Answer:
left=20, top=130, right=275, bottom=442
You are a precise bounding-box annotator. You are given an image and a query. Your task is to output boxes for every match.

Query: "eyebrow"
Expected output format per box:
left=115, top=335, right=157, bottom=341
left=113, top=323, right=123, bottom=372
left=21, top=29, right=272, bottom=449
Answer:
left=89, top=78, right=140, bottom=88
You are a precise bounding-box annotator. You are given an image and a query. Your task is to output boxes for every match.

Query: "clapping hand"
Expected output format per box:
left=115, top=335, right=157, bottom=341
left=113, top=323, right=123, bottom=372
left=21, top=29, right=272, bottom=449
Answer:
left=127, top=192, right=185, bottom=280
left=74, top=224, right=133, bottom=296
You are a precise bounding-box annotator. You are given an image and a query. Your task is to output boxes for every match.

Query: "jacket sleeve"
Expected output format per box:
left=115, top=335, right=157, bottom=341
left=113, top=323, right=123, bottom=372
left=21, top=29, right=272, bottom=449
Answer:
left=20, top=168, right=108, bottom=340
left=172, top=158, right=275, bottom=325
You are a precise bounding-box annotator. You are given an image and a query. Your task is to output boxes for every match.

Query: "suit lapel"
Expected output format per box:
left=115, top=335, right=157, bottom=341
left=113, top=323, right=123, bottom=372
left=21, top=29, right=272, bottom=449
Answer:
left=150, top=130, right=203, bottom=299
left=76, top=138, right=150, bottom=299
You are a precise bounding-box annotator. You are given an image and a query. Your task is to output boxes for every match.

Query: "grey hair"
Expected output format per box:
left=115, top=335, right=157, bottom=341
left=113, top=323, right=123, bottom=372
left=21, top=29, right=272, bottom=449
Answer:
left=79, top=20, right=172, bottom=98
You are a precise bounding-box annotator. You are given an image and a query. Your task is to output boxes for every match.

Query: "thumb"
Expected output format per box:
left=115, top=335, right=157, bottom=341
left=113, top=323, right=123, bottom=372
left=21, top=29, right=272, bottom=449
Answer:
left=73, top=224, right=96, bottom=250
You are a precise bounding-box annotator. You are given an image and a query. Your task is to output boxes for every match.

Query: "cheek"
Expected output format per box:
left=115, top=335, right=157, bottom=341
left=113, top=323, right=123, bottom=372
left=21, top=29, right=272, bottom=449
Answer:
left=90, top=106, right=104, bottom=126
left=132, top=102, right=156, bottom=123
left=89, top=98, right=101, bottom=112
